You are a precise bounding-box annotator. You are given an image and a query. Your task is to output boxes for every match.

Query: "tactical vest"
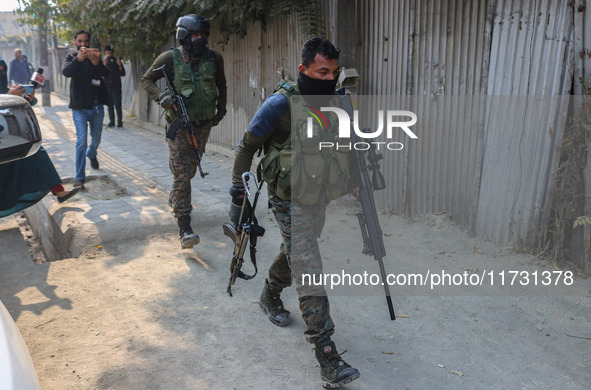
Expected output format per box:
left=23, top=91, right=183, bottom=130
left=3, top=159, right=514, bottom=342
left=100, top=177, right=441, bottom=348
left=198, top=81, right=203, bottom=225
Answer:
left=165, top=47, right=218, bottom=123
left=257, top=80, right=350, bottom=205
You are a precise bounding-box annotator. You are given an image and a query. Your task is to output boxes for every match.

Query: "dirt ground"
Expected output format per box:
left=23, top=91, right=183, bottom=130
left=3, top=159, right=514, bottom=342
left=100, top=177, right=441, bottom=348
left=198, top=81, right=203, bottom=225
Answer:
left=1, top=195, right=590, bottom=389
left=1, top=94, right=590, bottom=389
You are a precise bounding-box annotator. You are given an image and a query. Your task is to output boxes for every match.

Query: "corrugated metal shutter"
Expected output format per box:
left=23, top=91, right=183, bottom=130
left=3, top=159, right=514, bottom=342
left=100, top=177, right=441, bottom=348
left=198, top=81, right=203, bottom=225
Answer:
left=358, top=0, right=574, bottom=244
left=475, top=0, right=574, bottom=243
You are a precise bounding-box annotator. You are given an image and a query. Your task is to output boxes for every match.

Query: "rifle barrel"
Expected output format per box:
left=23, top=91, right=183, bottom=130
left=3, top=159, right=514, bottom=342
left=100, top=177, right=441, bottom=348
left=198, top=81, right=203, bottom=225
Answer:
left=338, top=92, right=395, bottom=321
left=377, top=256, right=396, bottom=320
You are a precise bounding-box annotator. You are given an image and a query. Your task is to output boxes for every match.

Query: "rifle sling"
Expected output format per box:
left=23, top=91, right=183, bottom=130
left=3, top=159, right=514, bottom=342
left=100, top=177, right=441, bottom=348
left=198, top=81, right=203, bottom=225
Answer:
left=236, top=214, right=261, bottom=280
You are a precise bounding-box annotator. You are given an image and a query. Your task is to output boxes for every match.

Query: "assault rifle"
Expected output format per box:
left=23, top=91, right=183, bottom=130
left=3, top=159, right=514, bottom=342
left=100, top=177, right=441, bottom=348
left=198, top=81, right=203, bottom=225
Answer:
left=152, top=64, right=208, bottom=178
left=221, top=172, right=265, bottom=297
left=338, top=91, right=396, bottom=321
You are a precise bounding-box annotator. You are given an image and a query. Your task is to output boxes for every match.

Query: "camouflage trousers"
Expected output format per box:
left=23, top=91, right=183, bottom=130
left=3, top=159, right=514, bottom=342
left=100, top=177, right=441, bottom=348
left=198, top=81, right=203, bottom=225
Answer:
left=268, top=195, right=335, bottom=345
left=167, top=122, right=213, bottom=218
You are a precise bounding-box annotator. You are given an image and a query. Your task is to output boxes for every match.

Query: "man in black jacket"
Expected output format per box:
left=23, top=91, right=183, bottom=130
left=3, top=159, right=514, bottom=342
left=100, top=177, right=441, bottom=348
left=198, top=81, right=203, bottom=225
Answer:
left=62, top=29, right=110, bottom=188
left=103, top=45, right=126, bottom=129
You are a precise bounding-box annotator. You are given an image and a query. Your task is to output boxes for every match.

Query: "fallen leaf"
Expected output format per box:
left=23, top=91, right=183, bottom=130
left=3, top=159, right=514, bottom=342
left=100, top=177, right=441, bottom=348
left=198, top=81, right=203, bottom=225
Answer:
left=449, top=370, right=464, bottom=377
left=474, top=247, right=483, bottom=254
left=382, top=351, right=394, bottom=355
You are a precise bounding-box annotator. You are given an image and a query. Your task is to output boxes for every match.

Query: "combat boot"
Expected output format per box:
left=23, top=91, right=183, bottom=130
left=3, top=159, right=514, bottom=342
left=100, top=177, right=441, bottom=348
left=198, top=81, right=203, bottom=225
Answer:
left=178, top=215, right=200, bottom=248
left=314, top=341, right=360, bottom=388
left=258, top=279, right=291, bottom=326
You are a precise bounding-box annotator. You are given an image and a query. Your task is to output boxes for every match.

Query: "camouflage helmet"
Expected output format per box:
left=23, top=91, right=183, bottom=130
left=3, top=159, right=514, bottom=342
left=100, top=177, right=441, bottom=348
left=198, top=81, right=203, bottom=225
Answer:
left=176, top=14, right=211, bottom=41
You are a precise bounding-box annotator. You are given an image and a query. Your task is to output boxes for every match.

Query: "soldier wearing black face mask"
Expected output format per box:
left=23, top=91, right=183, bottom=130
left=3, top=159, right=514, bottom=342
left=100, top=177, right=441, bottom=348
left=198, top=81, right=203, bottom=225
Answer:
left=229, top=37, right=360, bottom=388
left=141, top=14, right=227, bottom=249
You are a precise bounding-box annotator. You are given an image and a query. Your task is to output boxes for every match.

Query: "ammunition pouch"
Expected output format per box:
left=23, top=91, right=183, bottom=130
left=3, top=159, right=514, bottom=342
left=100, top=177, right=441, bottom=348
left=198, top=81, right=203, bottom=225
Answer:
left=257, top=81, right=350, bottom=205
left=170, top=47, right=218, bottom=123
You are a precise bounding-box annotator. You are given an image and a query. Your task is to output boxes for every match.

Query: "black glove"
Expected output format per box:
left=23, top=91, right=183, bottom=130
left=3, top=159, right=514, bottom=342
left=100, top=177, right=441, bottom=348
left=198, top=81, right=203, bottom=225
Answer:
left=211, top=112, right=224, bottom=127
left=159, top=93, right=173, bottom=109
left=229, top=185, right=251, bottom=225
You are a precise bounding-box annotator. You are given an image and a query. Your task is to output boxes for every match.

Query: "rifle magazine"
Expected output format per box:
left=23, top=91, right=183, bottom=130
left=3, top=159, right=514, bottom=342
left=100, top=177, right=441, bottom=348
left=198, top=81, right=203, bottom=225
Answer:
left=222, top=222, right=237, bottom=244
left=166, top=118, right=182, bottom=140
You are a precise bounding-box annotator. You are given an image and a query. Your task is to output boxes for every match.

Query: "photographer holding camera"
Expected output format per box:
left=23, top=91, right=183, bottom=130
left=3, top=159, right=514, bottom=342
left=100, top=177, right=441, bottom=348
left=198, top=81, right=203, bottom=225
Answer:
left=62, top=29, right=110, bottom=189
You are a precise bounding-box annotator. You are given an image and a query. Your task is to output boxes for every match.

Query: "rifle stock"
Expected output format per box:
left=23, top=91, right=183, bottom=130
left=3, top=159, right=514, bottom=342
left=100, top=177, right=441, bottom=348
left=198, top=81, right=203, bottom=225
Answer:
left=223, top=220, right=251, bottom=296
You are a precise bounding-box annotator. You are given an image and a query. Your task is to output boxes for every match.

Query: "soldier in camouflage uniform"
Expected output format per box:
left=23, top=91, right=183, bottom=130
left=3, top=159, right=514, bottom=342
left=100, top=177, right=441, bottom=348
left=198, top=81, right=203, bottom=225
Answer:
left=230, top=37, right=360, bottom=388
left=141, top=14, right=227, bottom=248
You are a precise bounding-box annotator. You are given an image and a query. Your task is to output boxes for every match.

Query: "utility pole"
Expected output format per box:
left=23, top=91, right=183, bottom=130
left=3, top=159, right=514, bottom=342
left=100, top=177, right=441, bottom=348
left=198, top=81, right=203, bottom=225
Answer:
left=37, top=12, right=50, bottom=106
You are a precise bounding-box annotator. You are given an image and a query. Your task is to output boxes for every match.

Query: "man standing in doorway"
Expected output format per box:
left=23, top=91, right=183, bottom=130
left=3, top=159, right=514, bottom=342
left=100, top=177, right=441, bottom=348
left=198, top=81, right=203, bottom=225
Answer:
left=62, top=30, right=110, bottom=189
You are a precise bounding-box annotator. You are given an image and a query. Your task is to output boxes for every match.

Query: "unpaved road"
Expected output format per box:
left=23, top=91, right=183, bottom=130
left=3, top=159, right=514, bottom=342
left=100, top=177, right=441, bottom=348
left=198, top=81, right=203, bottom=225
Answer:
left=1, top=96, right=590, bottom=389
left=1, top=205, right=590, bottom=389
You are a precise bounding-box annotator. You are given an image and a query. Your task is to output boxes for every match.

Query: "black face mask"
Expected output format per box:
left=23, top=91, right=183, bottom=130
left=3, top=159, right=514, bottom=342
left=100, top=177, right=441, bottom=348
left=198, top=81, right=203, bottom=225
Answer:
left=297, top=71, right=338, bottom=96
left=182, top=37, right=208, bottom=58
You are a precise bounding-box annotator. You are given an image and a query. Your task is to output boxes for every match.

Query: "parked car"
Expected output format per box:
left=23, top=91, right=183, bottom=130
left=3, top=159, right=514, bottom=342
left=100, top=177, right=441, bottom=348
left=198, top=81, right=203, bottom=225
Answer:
left=0, top=94, right=43, bottom=389
left=0, top=300, right=41, bottom=389
left=0, top=94, right=42, bottom=164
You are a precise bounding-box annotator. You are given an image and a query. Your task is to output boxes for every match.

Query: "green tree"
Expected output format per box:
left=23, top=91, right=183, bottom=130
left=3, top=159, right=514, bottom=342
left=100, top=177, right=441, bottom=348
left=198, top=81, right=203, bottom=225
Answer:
left=53, top=0, right=175, bottom=64
left=127, top=0, right=323, bottom=52
left=192, top=0, right=323, bottom=44
left=18, top=0, right=323, bottom=65
left=17, top=0, right=53, bottom=104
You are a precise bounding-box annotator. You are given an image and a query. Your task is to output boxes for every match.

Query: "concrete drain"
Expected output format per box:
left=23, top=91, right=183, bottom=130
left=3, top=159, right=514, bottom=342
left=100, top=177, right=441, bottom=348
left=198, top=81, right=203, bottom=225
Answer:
left=15, top=212, right=47, bottom=264
left=19, top=175, right=130, bottom=262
